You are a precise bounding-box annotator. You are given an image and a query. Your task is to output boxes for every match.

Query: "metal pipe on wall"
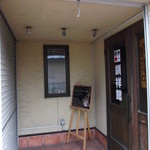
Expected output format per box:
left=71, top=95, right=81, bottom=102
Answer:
left=92, top=11, right=143, bottom=44
left=91, top=43, right=96, bottom=126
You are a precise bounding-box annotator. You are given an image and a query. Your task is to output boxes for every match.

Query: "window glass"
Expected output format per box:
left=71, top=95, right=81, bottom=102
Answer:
left=138, top=36, right=147, bottom=113
left=43, top=45, right=70, bottom=98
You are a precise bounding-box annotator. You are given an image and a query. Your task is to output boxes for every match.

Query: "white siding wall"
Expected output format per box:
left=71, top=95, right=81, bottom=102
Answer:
left=0, top=15, right=17, bottom=150
left=93, top=38, right=107, bottom=135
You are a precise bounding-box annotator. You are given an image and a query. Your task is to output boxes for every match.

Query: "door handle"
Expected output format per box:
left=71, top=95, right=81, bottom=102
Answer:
left=126, top=94, right=131, bottom=122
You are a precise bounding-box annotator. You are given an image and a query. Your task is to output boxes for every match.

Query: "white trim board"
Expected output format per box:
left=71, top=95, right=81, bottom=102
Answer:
left=66, top=0, right=144, bottom=8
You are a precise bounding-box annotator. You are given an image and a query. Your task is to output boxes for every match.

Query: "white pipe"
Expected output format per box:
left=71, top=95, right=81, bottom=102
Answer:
left=20, top=124, right=60, bottom=131
left=143, top=4, right=150, bottom=150
left=77, top=0, right=80, bottom=18
left=66, top=0, right=144, bottom=8
left=91, top=43, right=96, bottom=127
left=92, top=11, right=143, bottom=43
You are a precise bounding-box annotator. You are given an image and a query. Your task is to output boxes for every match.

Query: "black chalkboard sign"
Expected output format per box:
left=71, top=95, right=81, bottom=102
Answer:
left=71, top=85, right=92, bottom=110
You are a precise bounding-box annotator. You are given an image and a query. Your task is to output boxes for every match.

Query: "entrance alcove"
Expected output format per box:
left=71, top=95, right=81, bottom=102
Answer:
left=0, top=1, right=150, bottom=150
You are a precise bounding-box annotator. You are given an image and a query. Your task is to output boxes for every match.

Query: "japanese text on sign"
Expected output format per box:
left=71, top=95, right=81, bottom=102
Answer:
left=114, top=49, right=122, bottom=101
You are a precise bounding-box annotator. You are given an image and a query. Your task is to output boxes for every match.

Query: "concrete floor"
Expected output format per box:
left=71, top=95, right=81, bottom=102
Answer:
left=19, top=139, right=106, bottom=150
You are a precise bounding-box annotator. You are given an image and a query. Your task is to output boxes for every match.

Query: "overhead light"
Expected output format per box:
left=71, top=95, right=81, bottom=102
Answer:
left=92, top=29, right=98, bottom=38
left=26, top=26, right=32, bottom=35
left=61, top=28, right=66, bottom=37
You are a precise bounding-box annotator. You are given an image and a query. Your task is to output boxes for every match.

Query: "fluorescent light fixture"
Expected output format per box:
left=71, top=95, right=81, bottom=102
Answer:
left=47, top=55, right=65, bottom=59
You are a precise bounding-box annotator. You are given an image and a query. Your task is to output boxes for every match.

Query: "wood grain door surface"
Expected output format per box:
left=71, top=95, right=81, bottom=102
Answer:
left=105, top=20, right=148, bottom=150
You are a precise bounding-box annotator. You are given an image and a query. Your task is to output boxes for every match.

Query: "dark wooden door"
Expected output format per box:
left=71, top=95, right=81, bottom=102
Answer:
left=105, top=29, right=131, bottom=150
left=105, top=20, right=148, bottom=150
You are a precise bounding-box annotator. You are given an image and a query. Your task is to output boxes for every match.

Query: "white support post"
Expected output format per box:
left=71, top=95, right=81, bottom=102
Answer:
left=0, top=27, right=2, bottom=150
left=143, top=4, right=150, bottom=150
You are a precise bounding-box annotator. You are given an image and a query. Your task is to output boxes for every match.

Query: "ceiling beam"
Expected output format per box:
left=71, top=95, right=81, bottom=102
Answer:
left=66, top=0, right=144, bottom=8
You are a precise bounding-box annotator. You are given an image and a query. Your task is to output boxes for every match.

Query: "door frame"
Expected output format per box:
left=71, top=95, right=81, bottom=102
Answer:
left=105, top=20, right=148, bottom=150
left=144, top=5, right=150, bottom=150
left=129, top=20, right=146, bottom=150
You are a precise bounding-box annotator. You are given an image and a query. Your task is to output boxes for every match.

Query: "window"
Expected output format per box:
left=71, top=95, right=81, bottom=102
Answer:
left=137, top=34, right=147, bottom=113
left=43, top=45, right=70, bottom=98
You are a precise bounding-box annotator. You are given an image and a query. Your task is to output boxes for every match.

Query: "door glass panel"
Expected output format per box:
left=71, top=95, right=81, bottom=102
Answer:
left=138, top=35, right=147, bottom=113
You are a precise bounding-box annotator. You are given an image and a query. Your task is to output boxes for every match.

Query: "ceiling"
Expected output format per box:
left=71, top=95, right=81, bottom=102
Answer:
left=0, top=0, right=148, bottom=42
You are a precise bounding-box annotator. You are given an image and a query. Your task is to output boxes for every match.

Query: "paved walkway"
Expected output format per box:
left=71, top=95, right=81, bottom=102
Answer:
left=19, top=139, right=106, bottom=150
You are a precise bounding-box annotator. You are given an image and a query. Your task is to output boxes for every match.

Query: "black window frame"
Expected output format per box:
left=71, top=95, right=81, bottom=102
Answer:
left=43, top=45, right=70, bottom=98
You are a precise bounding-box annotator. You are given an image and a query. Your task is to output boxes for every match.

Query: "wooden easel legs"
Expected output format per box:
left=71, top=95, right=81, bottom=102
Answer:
left=83, top=111, right=87, bottom=150
left=67, top=108, right=74, bottom=143
left=87, top=116, right=92, bottom=140
left=67, top=108, right=91, bottom=150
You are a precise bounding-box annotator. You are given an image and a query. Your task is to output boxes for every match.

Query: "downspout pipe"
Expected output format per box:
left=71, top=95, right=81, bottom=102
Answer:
left=91, top=43, right=96, bottom=128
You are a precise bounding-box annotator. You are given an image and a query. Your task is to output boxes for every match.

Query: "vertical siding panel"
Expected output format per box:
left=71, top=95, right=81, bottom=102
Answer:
left=0, top=14, right=17, bottom=150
